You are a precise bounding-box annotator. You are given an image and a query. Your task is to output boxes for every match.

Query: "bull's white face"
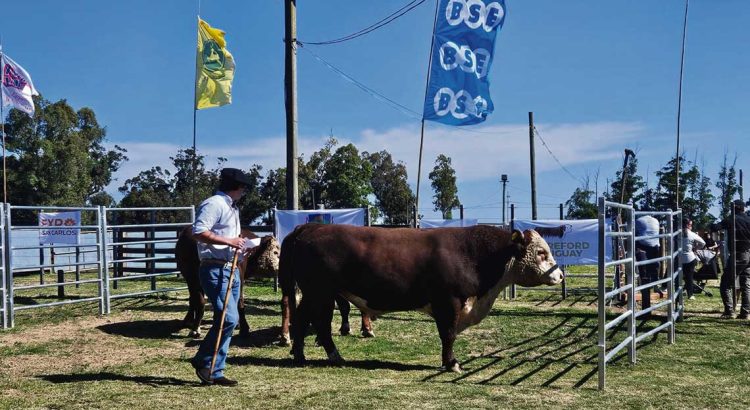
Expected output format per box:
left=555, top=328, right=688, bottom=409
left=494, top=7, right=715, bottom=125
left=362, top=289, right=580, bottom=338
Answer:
left=508, top=230, right=564, bottom=287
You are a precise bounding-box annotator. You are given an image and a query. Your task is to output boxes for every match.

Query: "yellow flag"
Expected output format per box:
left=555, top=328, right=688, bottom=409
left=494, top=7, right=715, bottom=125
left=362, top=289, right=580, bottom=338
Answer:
left=195, top=18, right=235, bottom=109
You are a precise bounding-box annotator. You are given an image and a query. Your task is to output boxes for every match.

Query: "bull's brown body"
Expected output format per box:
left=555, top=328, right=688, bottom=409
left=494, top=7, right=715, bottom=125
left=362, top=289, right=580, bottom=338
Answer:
left=280, top=224, right=562, bottom=371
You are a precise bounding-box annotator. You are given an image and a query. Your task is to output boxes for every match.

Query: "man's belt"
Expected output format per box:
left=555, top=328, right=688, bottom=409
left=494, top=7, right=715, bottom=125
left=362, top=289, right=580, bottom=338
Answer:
left=200, top=258, right=234, bottom=267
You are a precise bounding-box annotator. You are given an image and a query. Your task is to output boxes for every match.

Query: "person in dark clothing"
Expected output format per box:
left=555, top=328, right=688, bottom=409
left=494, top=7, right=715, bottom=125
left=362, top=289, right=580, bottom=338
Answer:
left=636, top=214, right=661, bottom=313
left=712, top=199, right=750, bottom=319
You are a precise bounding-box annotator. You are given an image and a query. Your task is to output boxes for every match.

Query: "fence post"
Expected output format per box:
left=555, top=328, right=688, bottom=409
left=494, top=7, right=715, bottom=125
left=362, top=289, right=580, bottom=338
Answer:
left=75, top=246, right=81, bottom=289
left=666, top=209, right=675, bottom=343
left=38, top=247, right=44, bottom=285
left=99, top=206, right=111, bottom=315
left=677, top=211, right=684, bottom=321
left=597, top=197, right=606, bottom=390
left=509, top=204, right=516, bottom=299
left=1, top=205, right=7, bottom=329
left=6, top=204, right=15, bottom=328
left=150, top=210, right=156, bottom=291
left=57, top=269, right=65, bottom=298
left=627, top=204, right=636, bottom=364
left=560, top=204, right=567, bottom=300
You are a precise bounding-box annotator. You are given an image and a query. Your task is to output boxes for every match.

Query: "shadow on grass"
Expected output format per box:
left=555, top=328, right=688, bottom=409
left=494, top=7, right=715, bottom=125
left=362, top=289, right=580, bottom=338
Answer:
left=227, top=355, right=435, bottom=372
left=39, top=372, right=196, bottom=387
left=97, top=319, right=186, bottom=339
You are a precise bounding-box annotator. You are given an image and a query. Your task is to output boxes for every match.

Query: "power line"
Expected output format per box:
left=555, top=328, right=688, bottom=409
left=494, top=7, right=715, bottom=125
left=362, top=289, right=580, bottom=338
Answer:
left=298, top=0, right=429, bottom=46
left=533, top=126, right=585, bottom=186
left=297, top=43, right=527, bottom=137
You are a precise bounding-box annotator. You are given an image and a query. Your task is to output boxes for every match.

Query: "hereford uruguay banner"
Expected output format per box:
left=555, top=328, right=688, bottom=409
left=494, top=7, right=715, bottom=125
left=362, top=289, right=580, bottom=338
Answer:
left=420, top=218, right=478, bottom=229
left=39, top=211, right=81, bottom=245
left=274, top=208, right=366, bottom=244
left=423, top=0, right=506, bottom=125
left=513, top=219, right=612, bottom=265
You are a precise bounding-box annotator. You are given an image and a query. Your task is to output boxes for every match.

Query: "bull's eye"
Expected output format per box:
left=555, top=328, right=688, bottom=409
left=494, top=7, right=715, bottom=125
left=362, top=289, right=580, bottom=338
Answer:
left=537, top=250, right=547, bottom=260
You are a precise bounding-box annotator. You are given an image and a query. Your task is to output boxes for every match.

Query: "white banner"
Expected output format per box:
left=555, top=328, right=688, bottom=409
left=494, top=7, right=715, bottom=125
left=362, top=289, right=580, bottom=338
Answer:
left=274, top=208, right=366, bottom=245
left=39, top=211, right=81, bottom=245
left=420, top=218, right=478, bottom=229
left=513, top=219, right=611, bottom=265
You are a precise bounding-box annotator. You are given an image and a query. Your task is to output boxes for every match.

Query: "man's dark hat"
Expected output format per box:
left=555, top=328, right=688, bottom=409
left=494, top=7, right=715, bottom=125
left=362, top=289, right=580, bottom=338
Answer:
left=733, top=199, right=745, bottom=208
left=220, top=168, right=252, bottom=187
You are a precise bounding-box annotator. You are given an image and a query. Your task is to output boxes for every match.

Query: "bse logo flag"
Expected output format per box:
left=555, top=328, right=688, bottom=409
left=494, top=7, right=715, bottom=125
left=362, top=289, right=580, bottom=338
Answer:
left=39, top=211, right=81, bottom=245
left=424, top=0, right=506, bottom=126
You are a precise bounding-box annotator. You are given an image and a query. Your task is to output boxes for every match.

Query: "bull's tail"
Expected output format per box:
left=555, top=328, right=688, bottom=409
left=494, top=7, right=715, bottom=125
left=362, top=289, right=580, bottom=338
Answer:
left=279, top=232, right=298, bottom=345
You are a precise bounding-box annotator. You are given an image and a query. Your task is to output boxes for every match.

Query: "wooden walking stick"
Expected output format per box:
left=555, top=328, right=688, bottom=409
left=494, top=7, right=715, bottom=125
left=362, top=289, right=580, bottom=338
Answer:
left=209, top=245, right=242, bottom=380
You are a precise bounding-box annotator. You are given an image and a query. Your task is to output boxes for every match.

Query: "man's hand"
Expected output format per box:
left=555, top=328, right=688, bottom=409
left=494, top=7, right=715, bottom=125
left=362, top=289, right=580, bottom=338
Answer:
left=229, top=237, right=247, bottom=250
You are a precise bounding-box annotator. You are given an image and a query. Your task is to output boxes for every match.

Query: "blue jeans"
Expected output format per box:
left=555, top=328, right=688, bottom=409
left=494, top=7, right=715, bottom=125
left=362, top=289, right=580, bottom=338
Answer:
left=192, top=262, right=240, bottom=378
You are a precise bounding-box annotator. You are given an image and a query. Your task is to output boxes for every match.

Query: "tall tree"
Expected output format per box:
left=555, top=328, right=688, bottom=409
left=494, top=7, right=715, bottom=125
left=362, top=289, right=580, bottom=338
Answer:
left=118, top=166, right=174, bottom=208
left=364, top=150, right=415, bottom=225
left=171, top=148, right=224, bottom=207
left=716, top=152, right=739, bottom=220
left=322, top=144, right=373, bottom=209
left=299, top=137, right=337, bottom=210
left=565, top=176, right=597, bottom=219
left=260, top=167, right=287, bottom=223
left=429, top=154, right=460, bottom=219
left=653, top=154, right=699, bottom=213
left=3, top=97, right=127, bottom=213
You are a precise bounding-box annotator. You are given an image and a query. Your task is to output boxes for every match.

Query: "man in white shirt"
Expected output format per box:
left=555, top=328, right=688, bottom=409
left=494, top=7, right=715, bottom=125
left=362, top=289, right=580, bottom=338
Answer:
left=190, top=168, right=250, bottom=386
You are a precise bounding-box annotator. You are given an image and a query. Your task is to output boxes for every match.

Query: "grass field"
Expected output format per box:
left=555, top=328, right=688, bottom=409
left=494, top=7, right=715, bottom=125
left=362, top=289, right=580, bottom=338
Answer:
left=1, top=268, right=749, bottom=409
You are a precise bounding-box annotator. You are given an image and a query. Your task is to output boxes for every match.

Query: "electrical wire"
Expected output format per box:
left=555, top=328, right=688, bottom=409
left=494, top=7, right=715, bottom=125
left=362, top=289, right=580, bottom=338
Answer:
left=297, top=42, right=524, bottom=137
left=299, top=0, right=429, bottom=46
left=533, top=126, right=585, bottom=186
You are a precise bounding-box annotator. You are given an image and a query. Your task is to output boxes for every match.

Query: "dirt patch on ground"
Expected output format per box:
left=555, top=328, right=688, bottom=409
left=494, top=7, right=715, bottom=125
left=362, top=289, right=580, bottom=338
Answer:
left=0, top=310, right=191, bottom=377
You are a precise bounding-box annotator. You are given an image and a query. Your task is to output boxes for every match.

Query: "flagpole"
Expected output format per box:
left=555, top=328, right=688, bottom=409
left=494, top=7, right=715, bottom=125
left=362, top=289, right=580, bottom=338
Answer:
left=414, top=0, right=440, bottom=228
left=1, top=41, right=7, bottom=204
left=192, top=13, right=200, bottom=204
left=675, top=0, right=689, bottom=210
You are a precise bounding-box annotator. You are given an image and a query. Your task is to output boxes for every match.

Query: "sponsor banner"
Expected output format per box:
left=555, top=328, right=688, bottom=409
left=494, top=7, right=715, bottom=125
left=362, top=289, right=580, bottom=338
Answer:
left=274, top=208, right=366, bottom=244
left=514, top=219, right=612, bottom=265
left=420, top=218, right=478, bottom=229
left=39, top=211, right=81, bottom=245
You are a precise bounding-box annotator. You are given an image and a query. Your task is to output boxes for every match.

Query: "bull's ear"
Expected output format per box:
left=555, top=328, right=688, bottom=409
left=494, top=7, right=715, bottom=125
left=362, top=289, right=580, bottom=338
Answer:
left=511, top=229, right=524, bottom=245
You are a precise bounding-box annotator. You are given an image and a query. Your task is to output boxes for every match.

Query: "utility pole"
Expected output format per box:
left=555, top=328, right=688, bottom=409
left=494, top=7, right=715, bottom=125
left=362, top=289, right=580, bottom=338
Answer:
left=501, top=174, right=508, bottom=225
left=529, top=112, right=537, bottom=220
left=285, top=0, right=299, bottom=210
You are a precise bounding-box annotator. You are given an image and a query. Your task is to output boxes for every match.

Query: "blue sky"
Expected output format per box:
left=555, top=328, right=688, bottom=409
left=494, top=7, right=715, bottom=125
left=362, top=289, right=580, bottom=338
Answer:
left=2, top=1, right=748, bottom=221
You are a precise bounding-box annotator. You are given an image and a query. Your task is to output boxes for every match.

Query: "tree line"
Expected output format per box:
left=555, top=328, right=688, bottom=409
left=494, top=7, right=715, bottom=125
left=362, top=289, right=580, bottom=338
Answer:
left=565, top=153, right=742, bottom=229
left=3, top=98, right=462, bottom=224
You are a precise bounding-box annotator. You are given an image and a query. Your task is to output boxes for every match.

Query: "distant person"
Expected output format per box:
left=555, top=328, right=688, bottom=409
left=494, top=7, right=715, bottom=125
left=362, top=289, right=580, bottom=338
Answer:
left=190, top=168, right=252, bottom=386
left=635, top=213, right=661, bottom=312
left=712, top=200, right=750, bottom=319
left=681, top=219, right=705, bottom=300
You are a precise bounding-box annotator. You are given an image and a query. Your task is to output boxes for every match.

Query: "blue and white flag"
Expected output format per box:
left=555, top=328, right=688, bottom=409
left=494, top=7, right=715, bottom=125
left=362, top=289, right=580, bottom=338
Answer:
left=1, top=53, right=39, bottom=116
left=423, top=0, right=506, bottom=126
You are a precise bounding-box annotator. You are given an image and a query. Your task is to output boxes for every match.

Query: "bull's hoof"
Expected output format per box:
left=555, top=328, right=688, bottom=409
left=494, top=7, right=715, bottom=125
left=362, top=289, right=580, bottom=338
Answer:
left=278, top=334, right=292, bottom=347
left=292, top=355, right=306, bottom=367
left=339, top=324, right=351, bottom=336
left=361, top=329, right=375, bottom=338
left=327, top=350, right=345, bottom=366
left=188, top=329, right=202, bottom=338
left=442, top=360, right=463, bottom=373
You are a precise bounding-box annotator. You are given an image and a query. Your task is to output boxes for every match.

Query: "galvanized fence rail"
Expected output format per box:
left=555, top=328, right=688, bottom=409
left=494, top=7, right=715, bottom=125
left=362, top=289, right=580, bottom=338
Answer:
left=597, top=198, right=683, bottom=390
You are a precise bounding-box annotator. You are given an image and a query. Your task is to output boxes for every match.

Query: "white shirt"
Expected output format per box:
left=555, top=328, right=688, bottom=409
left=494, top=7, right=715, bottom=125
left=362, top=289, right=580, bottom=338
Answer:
left=193, top=191, right=241, bottom=262
left=681, top=229, right=705, bottom=264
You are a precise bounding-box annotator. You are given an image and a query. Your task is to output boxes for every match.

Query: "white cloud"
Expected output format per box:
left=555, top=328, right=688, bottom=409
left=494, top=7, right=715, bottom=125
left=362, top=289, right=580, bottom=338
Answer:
left=107, top=121, right=648, bottom=199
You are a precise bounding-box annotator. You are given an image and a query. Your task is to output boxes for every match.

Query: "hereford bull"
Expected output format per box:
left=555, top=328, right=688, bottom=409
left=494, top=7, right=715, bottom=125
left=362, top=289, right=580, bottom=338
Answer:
left=175, top=226, right=280, bottom=338
left=279, top=225, right=563, bottom=372
left=176, top=227, right=372, bottom=341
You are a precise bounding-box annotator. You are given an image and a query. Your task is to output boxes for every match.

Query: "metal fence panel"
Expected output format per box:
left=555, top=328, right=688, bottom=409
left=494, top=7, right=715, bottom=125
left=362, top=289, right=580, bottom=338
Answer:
left=102, top=206, right=194, bottom=313
left=6, top=205, right=104, bottom=327
left=597, top=199, right=684, bottom=390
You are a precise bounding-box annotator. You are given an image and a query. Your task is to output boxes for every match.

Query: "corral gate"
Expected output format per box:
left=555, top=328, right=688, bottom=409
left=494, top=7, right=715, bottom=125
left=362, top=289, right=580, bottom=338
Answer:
left=597, top=198, right=683, bottom=390
left=1, top=204, right=193, bottom=328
